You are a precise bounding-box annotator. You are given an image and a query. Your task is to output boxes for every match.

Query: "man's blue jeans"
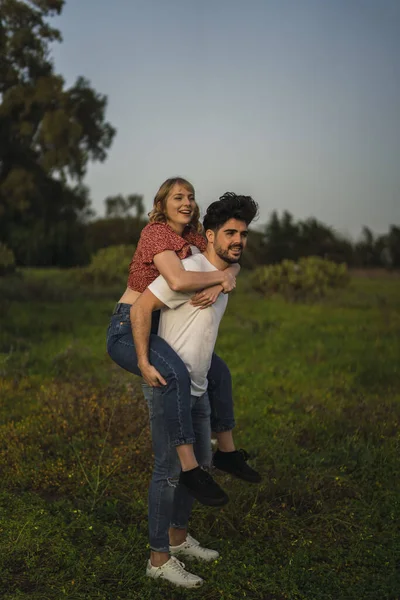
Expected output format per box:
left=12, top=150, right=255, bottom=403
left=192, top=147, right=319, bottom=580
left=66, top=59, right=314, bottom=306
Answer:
left=106, top=303, right=235, bottom=445
left=142, top=384, right=212, bottom=552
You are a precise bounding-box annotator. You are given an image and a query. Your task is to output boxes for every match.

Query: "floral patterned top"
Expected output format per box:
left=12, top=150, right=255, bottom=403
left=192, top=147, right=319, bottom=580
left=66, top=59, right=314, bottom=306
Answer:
left=127, top=222, right=207, bottom=292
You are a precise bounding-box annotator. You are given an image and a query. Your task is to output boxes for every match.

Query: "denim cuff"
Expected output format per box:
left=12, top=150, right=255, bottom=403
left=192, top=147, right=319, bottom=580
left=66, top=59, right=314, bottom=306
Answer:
left=170, top=436, right=196, bottom=447
left=210, top=419, right=236, bottom=433
left=169, top=523, right=188, bottom=531
left=150, top=545, right=170, bottom=553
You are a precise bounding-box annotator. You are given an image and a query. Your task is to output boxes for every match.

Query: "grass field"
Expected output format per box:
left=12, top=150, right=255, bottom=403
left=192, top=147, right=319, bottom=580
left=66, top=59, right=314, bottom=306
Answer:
left=0, top=269, right=399, bottom=600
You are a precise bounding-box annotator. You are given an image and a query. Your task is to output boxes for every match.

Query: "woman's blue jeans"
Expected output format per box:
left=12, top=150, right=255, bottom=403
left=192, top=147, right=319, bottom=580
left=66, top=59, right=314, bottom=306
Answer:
left=142, top=383, right=211, bottom=552
left=106, top=303, right=235, bottom=446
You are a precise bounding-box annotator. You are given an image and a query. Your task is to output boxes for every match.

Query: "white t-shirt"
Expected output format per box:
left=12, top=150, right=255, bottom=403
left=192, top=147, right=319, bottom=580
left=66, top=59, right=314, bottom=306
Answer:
left=148, top=252, right=228, bottom=396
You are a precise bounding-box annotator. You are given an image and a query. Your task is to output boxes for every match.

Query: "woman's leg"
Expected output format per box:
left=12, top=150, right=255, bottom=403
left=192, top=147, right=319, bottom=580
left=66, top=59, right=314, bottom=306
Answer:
left=107, top=305, right=231, bottom=502
left=207, top=353, right=262, bottom=483
left=107, top=304, right=196, bottom=447
left=207, top=353, right=236, bottom=450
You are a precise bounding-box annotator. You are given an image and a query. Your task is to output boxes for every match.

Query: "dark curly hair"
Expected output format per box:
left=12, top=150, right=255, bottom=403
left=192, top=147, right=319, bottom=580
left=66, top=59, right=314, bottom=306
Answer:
left=203, top=192, right=259, bottom=232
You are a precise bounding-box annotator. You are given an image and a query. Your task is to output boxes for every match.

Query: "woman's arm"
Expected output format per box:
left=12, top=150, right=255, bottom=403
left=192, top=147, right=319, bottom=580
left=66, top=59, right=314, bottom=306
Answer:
left=153, top=250, right=240, bottom=293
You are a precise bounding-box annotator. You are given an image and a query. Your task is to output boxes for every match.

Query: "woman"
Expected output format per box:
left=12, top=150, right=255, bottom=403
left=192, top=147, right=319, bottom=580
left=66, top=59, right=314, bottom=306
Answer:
left=107, top=177, right=259, bottom=502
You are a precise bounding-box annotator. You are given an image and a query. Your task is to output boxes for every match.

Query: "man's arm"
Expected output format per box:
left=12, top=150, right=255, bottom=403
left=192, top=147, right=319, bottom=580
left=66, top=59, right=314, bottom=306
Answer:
left=130, top=289, right=167, bottom=387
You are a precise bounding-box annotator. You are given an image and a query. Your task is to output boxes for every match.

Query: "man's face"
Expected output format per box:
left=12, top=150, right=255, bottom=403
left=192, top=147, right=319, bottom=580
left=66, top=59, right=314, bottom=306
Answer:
left=212, top=218, right=249, bottom=263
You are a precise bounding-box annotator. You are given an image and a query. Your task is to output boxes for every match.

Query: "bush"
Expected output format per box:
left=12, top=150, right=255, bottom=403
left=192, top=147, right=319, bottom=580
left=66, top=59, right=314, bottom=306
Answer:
left=250, top=256, right=350, bottom=301
left=0, top=243, right=16, bottom=276
left=79, top=245, right=136, bottom=285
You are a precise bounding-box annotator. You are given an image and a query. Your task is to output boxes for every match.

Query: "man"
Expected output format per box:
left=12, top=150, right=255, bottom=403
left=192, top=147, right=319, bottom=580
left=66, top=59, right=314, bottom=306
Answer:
left=130, top=192, right=260, bottom=588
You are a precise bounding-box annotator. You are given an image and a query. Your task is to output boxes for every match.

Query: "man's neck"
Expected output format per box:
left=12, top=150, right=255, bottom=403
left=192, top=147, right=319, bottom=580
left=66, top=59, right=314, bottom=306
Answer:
left=202, top=248, right=230, bottom=271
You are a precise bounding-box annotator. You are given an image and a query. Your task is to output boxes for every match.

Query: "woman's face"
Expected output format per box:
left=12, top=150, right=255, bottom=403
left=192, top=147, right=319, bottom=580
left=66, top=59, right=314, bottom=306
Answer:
left=163, top=183, right=197, bottom=233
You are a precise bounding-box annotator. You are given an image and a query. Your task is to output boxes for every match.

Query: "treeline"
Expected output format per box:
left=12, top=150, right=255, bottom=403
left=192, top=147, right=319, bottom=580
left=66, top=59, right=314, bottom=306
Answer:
left=2, top=195, right=399, bottom=270
left=1, top=2, right=398, bottom=273
left=242, top=211, right=400, bottom=270
left=85, top=208, right=400, bottom=271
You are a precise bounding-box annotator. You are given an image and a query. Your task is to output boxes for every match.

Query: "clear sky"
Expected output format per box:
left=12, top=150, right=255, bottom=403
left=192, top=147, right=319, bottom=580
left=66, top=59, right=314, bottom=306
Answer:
left=52, top=0, right=400, bottom=237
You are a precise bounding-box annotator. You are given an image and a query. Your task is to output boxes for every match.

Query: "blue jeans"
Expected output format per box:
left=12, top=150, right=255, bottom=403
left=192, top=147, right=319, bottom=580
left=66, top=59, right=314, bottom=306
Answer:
left=106, top=303, right=235, bottom=445
left=142, top=384, right=212, bottom=552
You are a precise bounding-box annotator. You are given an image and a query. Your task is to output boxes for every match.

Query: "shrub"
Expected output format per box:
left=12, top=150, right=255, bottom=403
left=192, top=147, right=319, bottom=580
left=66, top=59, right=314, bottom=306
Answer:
left=80, top=245, right=136, bottom=285
left=0, top=243, right=16, bottom=276
left=250, top=256, right=350, bottom=301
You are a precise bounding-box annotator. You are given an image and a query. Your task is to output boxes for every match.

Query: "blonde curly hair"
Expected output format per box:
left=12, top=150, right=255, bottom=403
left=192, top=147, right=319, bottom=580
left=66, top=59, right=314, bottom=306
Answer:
left=148, top=177, right=203, bottom=233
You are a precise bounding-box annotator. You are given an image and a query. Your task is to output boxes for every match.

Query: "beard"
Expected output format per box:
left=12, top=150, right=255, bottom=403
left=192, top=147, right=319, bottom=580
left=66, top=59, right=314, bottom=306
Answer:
left=214, top=243, right=243, bottom=264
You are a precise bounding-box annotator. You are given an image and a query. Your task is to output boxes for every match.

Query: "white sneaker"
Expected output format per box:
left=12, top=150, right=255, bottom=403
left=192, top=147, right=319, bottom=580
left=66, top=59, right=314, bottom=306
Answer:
left=170, top=533, right=220, bottom=562
left=146, top=555, right=203, bottom=589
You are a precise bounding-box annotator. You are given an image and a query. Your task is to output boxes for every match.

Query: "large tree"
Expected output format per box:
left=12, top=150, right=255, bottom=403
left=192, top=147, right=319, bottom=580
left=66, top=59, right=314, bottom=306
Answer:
left=0, top=0, right=116, bottom=265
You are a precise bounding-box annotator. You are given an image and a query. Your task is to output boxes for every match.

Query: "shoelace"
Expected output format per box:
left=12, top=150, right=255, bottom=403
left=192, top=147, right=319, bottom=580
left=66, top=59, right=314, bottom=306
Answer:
left=169, top=556, right=192, bottom=579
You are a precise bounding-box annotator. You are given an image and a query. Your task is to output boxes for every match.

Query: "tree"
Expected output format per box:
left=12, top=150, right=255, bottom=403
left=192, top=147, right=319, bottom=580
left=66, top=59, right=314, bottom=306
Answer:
left=376, top=225, right=400, bottom=269
left=263, top=210, right=300, bottom=263
left=0, top=0, right=116, bottom=266
left=105, top=194, right=145, bottom=219
left=387, top=225, right=400, bottom=267
left=263, top=210, right=356, bottom=265
left=354, top=226, right=379, bottom=267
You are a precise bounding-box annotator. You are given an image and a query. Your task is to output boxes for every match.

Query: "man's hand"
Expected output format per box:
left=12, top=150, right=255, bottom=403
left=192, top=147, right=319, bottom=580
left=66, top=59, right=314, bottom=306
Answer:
left=191, top=284, right=223, bottom=309
left=221, top=270, right=236, bottom=293
left=138, top=361, right=167, bottom=387
left=220, top=263, right=240, bottom=293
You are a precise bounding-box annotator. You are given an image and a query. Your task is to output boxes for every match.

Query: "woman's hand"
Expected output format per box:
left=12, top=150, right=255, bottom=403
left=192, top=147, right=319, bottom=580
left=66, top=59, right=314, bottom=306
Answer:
left=191, top=284, right=223, bottom=309
left=138, top=360, right=167, bottom=387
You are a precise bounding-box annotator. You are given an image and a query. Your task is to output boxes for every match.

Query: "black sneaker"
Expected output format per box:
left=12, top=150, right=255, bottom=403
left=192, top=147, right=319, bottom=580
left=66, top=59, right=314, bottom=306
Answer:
left=213, top=449, right=262, bottom=483
left=179, top=466, right=229, bottom=507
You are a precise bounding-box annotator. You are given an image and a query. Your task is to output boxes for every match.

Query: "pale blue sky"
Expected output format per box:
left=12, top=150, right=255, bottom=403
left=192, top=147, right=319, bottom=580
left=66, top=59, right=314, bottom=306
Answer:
left=52, top=0, right=400, bottom=237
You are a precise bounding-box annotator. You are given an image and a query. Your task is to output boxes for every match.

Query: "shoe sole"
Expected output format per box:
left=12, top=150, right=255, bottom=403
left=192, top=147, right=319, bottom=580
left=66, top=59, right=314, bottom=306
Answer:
left=213, top=465, right=262, bottom=484
left=183, top=485, right=229, bottom=507
left=146, top=571, right=204, bottom=588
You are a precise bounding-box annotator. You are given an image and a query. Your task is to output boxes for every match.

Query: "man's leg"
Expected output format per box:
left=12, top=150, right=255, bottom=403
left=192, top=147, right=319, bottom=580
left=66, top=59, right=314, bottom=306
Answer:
left=169, top=393, right=220, bottom=562
left=142, top=381, right=228, bottom=554
left=143, top=385, right=180, bottom=566
left=143, top=387, right=212, bottom=588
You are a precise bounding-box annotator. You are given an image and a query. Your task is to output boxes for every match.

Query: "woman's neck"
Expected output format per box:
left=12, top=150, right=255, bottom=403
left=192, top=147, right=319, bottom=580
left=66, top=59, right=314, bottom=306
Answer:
left=166, top=221, right=185, bottom=236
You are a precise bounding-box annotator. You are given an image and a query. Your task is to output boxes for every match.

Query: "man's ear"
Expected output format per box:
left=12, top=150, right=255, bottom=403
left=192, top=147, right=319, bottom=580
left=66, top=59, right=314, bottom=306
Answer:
left=205, top=229, right=214, bottom=244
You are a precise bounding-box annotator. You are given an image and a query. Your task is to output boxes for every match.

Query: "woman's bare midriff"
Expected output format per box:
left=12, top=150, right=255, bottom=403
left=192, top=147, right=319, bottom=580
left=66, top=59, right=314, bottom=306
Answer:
left=118, top=287, right=142, bottom=306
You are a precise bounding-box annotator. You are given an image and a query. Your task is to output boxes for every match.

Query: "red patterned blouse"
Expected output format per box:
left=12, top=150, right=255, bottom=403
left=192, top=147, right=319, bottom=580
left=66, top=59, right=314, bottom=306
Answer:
left=127, top=222, right=207, bottom=292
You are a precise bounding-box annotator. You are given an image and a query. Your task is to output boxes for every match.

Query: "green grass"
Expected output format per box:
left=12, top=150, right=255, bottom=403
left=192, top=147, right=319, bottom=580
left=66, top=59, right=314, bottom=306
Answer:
left=0, top=270, right=399, bottom=599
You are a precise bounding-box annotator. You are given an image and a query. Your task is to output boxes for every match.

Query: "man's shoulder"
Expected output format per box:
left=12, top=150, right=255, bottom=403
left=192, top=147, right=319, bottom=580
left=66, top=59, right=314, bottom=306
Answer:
left=181, top=253, right=214, bottom=271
